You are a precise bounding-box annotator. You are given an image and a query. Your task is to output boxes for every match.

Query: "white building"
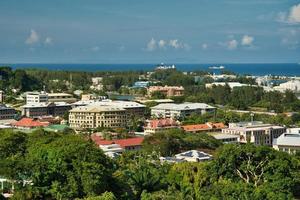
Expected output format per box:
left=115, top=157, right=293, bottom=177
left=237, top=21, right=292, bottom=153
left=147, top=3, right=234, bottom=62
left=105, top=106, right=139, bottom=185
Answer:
left=26, top=92, right=76, bottom=104
left=212, top=133, right=239, bottom=144
left=72, top=99, right=146, bottom=118
left=26, top=92, right=48, bottom=104
left=175, top=150, right=212, bottom=162
left=222, top=121, right=286, bottom=146
left=273, top=128, right=300, bottom=154
left=273, top=80, right=300, bottom=92
left=151, top=102, right=215, bottom=119
left=205, top=82, right=249, bottom=89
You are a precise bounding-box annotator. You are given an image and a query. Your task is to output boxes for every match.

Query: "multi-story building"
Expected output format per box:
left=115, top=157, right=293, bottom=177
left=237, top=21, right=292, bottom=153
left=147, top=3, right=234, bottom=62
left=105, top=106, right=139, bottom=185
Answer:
left=148, top=85, right=184, bottom=97
left=26, top=92, right=76, bottom=104
left=72, top=100, right=146, bottom=119
left=69, top=105, right=128, bottom=130
left=0, top=104, right=16, bottom=120
left=21, top=102, right=72, bottom=118
left=222, top=121, right=286, bottom=146
left=151, top=102, right=215, bottom=119
left=273, top=128, right=300, bottom=154
left=26, top=92, right=48, bottom=104
left=144, top=118, right=179, bottom=135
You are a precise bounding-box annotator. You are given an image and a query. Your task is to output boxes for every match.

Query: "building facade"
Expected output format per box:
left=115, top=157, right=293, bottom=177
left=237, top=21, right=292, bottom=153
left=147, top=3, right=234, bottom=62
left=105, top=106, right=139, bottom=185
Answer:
left=273, top=129, right=300, bottom=154
left=148, top=86, right=184, bottom=97
left=69, top=105, right=128, bottom=130
left=26, top=92, right=48, bottom=104
left=21, top=102, right=71, bottom=118
left=48, top=93, right=77, bottom=103
left=151, top=102, right=215, bottom=119
left=222, top=121, right=286, bottom=146
left=144, top=118, right=179, bottom=135
left=0, top=104, right=16, bottom=120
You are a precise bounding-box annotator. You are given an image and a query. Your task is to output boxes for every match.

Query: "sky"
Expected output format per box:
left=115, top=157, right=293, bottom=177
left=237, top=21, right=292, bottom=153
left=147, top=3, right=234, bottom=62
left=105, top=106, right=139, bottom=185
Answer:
left=0, top=0, right=300, bottom=63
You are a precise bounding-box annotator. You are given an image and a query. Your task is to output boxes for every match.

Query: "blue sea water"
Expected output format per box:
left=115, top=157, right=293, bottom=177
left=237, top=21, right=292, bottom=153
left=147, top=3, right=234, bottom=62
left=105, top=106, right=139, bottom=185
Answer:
left=2, top=63, right=300, bottom=76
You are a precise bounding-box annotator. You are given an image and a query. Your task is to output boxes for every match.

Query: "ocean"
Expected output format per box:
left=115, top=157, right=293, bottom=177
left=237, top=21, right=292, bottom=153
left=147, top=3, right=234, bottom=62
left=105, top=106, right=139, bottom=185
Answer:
left=2, top=63, right=300, bottom=76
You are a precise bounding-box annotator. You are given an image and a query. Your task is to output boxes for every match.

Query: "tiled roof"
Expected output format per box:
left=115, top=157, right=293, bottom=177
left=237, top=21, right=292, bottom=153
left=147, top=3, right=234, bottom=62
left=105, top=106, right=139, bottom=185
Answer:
left=146, top=118, right=178, bottom=129
left=12, top=118, right=49, bottom=128
left=182, top=122, right=226, bottom=132
left=91, top=135, right=144, bottom=148
left=182, top=124, right=210, bottom=131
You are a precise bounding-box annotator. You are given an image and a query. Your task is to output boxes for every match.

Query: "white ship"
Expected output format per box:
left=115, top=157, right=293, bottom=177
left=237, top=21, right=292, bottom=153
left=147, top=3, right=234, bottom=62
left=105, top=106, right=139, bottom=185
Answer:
left=155, top=63, right=176, bottom=70
left=209, top=65, right=225, bottom=69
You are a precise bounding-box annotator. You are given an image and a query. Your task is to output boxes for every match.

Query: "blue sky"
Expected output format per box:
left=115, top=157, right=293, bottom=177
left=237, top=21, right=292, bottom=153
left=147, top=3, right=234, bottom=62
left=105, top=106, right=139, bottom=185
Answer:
left=0, top=0, right=300, bottom=63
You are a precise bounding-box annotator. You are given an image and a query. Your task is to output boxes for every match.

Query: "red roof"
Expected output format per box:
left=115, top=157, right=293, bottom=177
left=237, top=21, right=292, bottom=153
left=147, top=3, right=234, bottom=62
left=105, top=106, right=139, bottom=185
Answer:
left=91, top=135, right=144, bottom=148
left=182, top=122, right=226, bottom=132
left=12, top=118, right=49, bottom=128
left=146, top=118, right=178, bottom=129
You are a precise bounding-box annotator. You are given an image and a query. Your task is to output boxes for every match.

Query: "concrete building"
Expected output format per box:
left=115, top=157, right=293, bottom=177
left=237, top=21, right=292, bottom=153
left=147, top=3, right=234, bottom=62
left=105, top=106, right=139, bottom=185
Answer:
left=273, top=128, right=300, bottom=154
left=222, top=121, right=286, bottom=146
left=69, top=105, right=128, bottom=130
left=26, top=91, right=76, bottom=103
left=26, top=92, right=48, bottom=104
left=148, top=85, right=184, bottom=97
left=48, top=93, right=77, bottom=103
left=144, top=118, right=179, bottom=135
left=151, top=102, right=215, bottom=119
left=21, top=102, right=71, bottom=118
left=72, top=100, right=146, bottom=119
left=205, top=82, right=249, bottom=89
left=0, top=104, right=16, bottom=120
left=211, top=133, right=239, bottom=144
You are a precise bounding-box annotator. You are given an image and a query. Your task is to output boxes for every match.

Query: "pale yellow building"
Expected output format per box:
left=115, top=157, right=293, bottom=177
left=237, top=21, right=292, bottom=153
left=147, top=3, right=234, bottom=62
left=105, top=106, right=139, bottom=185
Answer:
left=69, top=105, right=128, bottom=130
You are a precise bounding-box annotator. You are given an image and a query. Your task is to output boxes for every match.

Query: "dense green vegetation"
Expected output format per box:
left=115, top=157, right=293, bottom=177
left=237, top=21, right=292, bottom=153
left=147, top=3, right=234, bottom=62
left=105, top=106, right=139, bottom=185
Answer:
left=0, top=128, right=299, bottom=199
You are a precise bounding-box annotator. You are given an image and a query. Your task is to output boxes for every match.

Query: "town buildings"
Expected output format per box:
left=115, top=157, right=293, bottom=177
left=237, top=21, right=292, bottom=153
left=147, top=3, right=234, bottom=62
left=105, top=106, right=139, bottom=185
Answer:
left=205, top=82, right=249, bottom=89
left=222, top=121, right=286, bottom=146
left=273, top=80, right=300, bottom=92
left=211, top=133, right=239, bottom=144
left=132, top=81, right=150, bottom=88
left=273, top=128, right=300, bottom=154
left=144, top=118, right=179, bottom=135
left=72, top=100, right=146, bottom=119
left=69, top=105, right=128, bottom=130
left=181, top=122, right=226, bottom=133
left=91, top=134, right=144, bottom=151
left=148, top=86, right=184, bottom=97
left=174, top=150, right=212, bottom=162
left=0, top=104, right=16, bottom=120
left=21, top=102, right=72, bottom=118
left=26, top=91, right=48, bottom=104
left=12, top=117, right=49, bottom=129
left=26, top=91, right=76, bottom=104
left=151, top=102, right=215, bottom=119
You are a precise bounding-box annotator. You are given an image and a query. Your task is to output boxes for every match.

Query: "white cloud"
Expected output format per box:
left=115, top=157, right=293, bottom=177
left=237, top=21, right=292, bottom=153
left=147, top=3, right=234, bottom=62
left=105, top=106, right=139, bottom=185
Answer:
left=146, top=38, right=156, bottom=51
left=44, top=37, right=53, bottom=45
left=91, top=46, right=100, bottom=52
left=277, top=3, right=300, bottom=24
left=227, top=39, right=238, bottom=50
left=158, top=40, right=167, bottom=49
left=202, top=43, right=208, bottom=50
left=25, top=29, right=39, bottom=45
left=145, top=38, right=190, bottom=51
left=169, top=39, right=181, bottom=49
left=241, top=35, right=254, bottom=46
left=288, top=4, right=300, bottom=23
